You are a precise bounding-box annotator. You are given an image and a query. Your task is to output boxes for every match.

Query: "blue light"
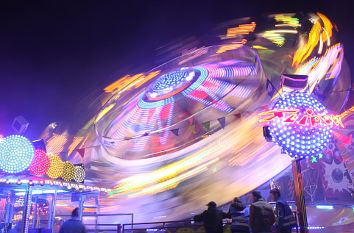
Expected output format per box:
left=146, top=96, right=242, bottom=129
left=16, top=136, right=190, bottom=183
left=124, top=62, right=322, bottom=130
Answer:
left=0, top=135, right=34, bottom=173
left=316, top=205, right=334, bottom=210
left=268, top=92, right=332, bottom=159
left=152, top=70, right=190, bottom=91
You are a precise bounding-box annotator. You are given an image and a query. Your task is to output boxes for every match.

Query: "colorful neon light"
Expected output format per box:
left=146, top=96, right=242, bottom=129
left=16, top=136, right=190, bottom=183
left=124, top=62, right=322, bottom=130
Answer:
left=259, top=108, right=344, bottom=128
left=107, top=60, right=257, bottom=152
left=261, top=92, right=333, bottom=159
left=29, top=149, right=50, bottom=176
left=0, top=135, right=34, bottom=173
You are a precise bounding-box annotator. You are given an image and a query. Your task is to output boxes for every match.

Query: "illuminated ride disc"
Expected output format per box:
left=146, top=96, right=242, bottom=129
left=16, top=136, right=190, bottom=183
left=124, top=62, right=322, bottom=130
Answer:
left=96, top=46, right=266, bottom=159
left=0, top=135, right=34, bottom=174
left=72, top=13, right=352, bottom=222
left=268, top=92, right=333, bottom=158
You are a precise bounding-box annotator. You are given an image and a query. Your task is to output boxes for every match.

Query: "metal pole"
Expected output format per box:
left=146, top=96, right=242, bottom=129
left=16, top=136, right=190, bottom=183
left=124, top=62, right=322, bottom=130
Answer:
left=78, top=194, right=84, bottom=221
left=50, top=188, right=58, bottom=233
left=95, top=195, right=99, bottom=233
left=292, top=159, right=309, bottom=233
left=4, top=191, right=14, bottom=233
left=22, top=185, right=33, bottom=233
left=32, top=196, right=38, bottom=229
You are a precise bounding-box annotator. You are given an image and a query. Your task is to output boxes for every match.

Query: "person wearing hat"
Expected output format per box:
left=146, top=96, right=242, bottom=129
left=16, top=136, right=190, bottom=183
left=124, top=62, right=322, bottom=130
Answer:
left=194, top=201, right=228, bottom=233
left=249, top=191, right=275, bottom=233
left=228, top=197, right=250, bottom=233
left=270, top=189, right=297, bottom=233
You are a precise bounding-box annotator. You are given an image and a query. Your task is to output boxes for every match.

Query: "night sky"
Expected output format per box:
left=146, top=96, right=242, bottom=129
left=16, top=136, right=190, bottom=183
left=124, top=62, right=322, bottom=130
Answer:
left=0, top=0, right=353, bottom=139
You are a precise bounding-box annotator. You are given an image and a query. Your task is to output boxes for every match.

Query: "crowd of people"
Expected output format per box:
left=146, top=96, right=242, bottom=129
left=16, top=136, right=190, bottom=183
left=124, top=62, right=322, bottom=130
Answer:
left=194, top=189, right=297, bottom=233
left=58, top=188, right=295, bottom=233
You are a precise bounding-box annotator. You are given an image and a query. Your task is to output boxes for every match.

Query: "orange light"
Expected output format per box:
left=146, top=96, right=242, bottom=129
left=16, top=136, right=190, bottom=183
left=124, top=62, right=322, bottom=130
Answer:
left=46, top=134, right=68, bottom=154
left=134, top=71, right=160, bottom=88
left=292, top=20, right=321, bottom=67
left=104, top=71, right=160, bottom=93
left=225, top=22, right=256, bottom=38
left=317, top=12, right=332, bottom=46
left=216, top=43, right=244, bottom=54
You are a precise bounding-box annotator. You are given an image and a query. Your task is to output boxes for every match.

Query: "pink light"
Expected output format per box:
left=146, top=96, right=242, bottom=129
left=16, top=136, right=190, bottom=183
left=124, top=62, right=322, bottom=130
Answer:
left=29, top=149, right=50, bottom=176
left=259, top=108, right=344, bottom=128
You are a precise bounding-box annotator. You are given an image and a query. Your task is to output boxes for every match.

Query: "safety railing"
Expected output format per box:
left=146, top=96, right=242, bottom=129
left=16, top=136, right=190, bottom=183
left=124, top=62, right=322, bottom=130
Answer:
left=122, top=221, right=203, bottom=233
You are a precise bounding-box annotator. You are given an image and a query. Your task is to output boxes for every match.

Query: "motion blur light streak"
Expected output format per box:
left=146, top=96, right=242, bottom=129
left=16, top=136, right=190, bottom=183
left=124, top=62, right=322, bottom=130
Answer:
left=97, top=48, right=262, bottom=158
left=292, top=12, right=333, bottom=67
left=68, top=136, right=84, bottom=155
left=261, top=29, right=298, bottom=47
left=216, top=43, right=245, bottom=54
left=273, top=14, right=301, bottom=28
left=95, top=103, right=116, bottom=124
left=318, top=12, right=333, bottom=46
left=295, top=43, right=343, bottom=93
left=316, top=205, right=334, bottom=210
left=104, top=71, right=161, bottom=94
left=48, top=12, right=352, bottom=222
left=225, top=22, right=256, bottom=38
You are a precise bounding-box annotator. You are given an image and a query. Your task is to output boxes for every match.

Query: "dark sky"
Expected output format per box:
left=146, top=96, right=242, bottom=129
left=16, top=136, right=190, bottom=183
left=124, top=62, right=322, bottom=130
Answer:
left=0, top=0, right=353, bottom=139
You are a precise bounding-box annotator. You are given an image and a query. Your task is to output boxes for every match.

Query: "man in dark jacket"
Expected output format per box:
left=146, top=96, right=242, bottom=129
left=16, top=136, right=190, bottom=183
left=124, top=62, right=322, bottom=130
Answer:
left=194, top=201, right=228, bottom=233
left=249, top=191, right=275, bottom=233
left=270, top=188, right=297, bottom=233
left=228, top=197, right=250, bottom=233
left=59, top=208, right=86, bottom=233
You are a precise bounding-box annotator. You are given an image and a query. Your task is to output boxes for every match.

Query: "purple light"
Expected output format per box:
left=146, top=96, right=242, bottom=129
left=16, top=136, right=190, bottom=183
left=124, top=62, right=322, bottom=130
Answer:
left=269, top=92, right=332, bottom=159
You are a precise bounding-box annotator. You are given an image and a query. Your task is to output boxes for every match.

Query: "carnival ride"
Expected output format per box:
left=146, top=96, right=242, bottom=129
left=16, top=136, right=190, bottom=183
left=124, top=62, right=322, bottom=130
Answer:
left=2, top=12, right=353, bottom=231
left=80, top=12, right=352, bottom=222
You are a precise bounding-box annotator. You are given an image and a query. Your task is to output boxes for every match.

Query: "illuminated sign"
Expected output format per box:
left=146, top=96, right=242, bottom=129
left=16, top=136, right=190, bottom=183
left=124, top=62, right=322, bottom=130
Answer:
left=259, top=108, right=344, bottom=128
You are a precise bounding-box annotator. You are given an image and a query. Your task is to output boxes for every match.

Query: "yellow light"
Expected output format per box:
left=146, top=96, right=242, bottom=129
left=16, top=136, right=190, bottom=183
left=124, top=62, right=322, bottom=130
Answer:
left=340, top=106, right=354, bottom=119
left=61, top=161, right=75, bottom=181
left=274, top=14, right=301, bottom=28
left=46, top=154, right=63, bottom=179
left=134, top=71, right=160, bottom=88
left=95, top=103, right=116, bottom=124
left=292, top=20, right=321, bottom=67
left=252, top=45, right=268, bottom=50
left=68, top=136, right=84, bottom=156
left=104, top=71, right=160, bottom=93
left=317, top=12, right=332, bottom=46
left=262, top=29, right=297, bottom=47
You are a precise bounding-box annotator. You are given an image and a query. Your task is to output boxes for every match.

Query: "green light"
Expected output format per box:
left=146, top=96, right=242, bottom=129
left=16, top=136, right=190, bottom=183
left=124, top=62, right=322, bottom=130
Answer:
left=311, top=156, right=318, bottom=163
